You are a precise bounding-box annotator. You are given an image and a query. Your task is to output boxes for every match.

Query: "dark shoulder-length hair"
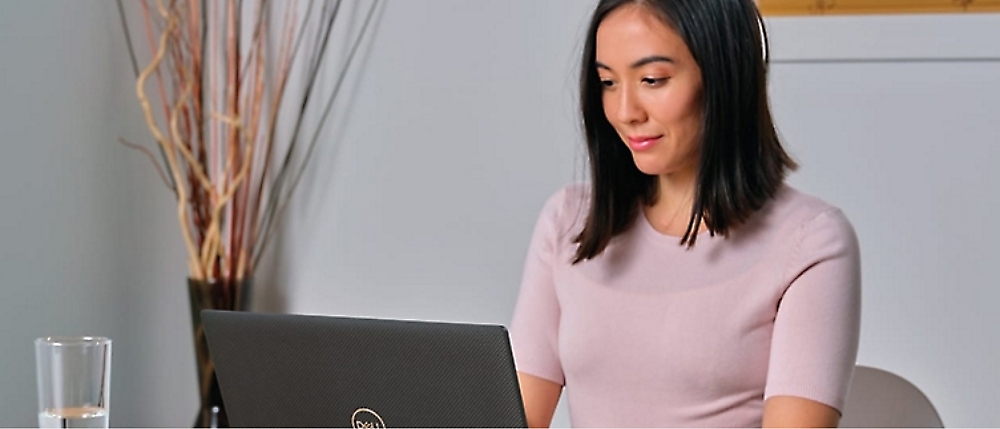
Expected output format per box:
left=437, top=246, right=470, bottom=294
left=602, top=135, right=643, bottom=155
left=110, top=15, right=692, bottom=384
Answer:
left=573, top=0, right=796, bottom=263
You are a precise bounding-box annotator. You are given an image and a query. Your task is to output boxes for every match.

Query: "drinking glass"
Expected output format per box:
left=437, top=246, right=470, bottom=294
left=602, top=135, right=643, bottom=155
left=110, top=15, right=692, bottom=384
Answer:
left=35, top=337, right=112, bottom=428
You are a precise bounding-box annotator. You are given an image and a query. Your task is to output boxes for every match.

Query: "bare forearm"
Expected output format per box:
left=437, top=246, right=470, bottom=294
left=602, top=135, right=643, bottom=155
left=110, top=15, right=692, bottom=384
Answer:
left=518, top=371, right=562, bottom=428
left=763, top=396, right=841, bottom=428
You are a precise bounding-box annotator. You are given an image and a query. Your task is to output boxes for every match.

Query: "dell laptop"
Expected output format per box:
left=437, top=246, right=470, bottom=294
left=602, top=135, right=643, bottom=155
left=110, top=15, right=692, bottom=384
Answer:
left=202, top=310, right=527, bottom=428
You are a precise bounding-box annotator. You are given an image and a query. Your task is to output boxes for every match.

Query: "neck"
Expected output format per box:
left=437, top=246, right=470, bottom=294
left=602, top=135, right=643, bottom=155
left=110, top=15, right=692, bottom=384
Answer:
left=644, top=166, right=701, bottom=236
left=657, top=170, right=696, bottom=204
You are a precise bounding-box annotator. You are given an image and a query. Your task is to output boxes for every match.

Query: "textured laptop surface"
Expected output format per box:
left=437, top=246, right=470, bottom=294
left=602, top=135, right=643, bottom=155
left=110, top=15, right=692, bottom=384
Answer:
left=202, top=310, right=527, bottom=428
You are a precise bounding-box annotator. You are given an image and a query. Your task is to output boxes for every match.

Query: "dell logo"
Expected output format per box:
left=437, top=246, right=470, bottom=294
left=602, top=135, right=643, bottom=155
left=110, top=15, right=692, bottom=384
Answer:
left=352, top=408, right=386, bottom=429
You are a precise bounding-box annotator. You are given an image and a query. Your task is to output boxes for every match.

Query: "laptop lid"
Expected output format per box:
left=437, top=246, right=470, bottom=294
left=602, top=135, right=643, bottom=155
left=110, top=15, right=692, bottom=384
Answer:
left=202, top=310, right=527, bottom=428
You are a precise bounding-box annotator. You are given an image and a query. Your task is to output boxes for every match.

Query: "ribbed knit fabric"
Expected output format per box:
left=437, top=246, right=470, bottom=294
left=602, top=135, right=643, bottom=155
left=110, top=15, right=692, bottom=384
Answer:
left=510, top=184, right=861, bottom=427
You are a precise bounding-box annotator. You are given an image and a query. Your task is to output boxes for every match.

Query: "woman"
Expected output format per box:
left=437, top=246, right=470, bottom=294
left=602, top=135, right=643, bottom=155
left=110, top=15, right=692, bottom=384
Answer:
left=509, top=0, right=861, bottom=427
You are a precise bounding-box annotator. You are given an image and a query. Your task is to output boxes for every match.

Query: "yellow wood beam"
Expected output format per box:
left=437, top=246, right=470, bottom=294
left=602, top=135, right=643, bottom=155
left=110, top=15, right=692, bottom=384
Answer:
left=760, top=0, right=1000, bottom=15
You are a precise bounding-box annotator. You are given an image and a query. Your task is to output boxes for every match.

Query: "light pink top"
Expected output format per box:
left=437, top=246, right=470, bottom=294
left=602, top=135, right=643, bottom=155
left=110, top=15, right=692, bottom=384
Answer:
left=510, top=184, right=861, bottom=427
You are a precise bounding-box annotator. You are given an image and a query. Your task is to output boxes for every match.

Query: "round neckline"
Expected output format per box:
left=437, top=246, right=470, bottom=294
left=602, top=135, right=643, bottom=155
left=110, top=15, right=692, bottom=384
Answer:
left=636, top=209, right=714, bottom=248
left=634, top=184, right=794, bottom=248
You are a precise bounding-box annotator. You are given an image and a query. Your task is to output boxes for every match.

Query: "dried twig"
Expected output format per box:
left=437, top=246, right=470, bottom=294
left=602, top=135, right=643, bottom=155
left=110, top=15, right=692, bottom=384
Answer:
left=255, top=0, right=343, bottom=262
left=256, top=0, right=382, bottom=267
left=120, top=0, right=380, bottom=281
left=135, top=8, right=203, bottom=279
left=118, top=138, right=177, bottom=195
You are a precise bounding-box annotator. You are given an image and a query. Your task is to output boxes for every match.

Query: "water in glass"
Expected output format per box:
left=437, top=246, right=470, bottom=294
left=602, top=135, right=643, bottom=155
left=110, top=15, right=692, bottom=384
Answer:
left=38, top=406, right=108, bottom=428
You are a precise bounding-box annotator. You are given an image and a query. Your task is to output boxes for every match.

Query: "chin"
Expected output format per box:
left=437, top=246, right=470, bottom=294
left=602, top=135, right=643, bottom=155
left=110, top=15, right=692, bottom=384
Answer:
left=630, top=157, right=669, bottom=176
left=633, top=164, right=667, bottom=177
left=630, top=150, right=697, bottom=178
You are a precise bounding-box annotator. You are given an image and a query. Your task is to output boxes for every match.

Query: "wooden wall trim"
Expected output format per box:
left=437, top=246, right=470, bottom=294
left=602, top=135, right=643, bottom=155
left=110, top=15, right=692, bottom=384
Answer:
left=760, top=0, right=1000, bottom=15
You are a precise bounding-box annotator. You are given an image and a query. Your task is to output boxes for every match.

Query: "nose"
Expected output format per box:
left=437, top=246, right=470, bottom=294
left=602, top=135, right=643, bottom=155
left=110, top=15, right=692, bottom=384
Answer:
left=613, top=85, right=647, bottom=125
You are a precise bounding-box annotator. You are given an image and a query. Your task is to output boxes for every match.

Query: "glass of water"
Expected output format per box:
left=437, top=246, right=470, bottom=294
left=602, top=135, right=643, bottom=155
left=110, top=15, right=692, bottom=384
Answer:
left=35, top=337, right=112, bottom=428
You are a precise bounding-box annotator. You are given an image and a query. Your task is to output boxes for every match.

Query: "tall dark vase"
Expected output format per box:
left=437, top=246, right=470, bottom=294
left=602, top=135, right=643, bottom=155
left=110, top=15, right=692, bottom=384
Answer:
left=188, top=277, right=253, bottom=428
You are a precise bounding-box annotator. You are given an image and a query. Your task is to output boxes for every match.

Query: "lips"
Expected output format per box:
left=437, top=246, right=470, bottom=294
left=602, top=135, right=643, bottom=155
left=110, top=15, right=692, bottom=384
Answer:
left=627, top=135, right=662, bottom=151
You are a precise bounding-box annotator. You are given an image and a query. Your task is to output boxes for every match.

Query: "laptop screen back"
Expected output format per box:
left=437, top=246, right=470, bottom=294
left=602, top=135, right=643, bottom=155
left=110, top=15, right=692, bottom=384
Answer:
left=202, top=310, right=527, bottom=428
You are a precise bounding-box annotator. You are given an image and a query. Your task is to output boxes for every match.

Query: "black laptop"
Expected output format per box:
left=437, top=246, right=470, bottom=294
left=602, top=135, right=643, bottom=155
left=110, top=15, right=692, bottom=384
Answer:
left=201, top=310, right=527, bottom=428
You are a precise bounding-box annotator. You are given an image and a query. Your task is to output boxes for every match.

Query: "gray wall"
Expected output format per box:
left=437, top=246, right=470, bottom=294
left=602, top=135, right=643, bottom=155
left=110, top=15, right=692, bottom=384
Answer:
left=1, top=0, right=998, bottom=427
left=767, top=15, right=1000, bottom=428
left=1, top=1, right=196, bottom=426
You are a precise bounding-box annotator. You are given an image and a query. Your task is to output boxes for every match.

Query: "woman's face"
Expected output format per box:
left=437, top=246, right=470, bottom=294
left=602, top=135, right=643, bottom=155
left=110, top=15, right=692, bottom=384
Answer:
left=596, top=4, right=703, bottom=178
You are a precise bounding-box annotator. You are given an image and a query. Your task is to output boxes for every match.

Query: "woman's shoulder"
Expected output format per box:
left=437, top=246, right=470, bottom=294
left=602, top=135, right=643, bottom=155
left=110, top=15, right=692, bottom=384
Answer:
left=536, top=183, right=590, bottom=237
left=540, top=182, right=589, bottom=214
left=768, top=185, right=857, bottom=246
left=774, top=185, right=848, bottom=218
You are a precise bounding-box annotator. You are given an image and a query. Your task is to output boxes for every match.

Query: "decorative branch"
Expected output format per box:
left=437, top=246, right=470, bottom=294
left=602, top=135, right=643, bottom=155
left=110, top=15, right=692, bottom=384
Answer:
left=121, top=0, right=380, bottom=281
left=256, top=0, right=382, bottom=267
left=135, top=8, right=203, bottom=279
left=118, top=138, right=177, bottom=195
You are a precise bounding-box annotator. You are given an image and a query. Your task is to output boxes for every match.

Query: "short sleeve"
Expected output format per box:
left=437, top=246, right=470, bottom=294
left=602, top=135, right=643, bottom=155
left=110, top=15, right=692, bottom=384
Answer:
left=508, top=188, right=571, bottom=386
left=764, top=208, right=862, bottom=413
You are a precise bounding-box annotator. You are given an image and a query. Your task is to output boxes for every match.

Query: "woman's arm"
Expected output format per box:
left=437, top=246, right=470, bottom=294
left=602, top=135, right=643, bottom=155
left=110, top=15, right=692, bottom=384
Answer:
left=510, top=189, right=577, bottom=427
left=765, top=208, right=862, bottom=427
left=763, top=395, right=841, bottom=428
left=518, top=371, right=562, bottom=428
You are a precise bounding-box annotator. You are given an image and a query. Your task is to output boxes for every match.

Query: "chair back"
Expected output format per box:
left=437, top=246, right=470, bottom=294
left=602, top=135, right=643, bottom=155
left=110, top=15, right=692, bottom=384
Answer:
left=840, top=365, right=944, bottom=428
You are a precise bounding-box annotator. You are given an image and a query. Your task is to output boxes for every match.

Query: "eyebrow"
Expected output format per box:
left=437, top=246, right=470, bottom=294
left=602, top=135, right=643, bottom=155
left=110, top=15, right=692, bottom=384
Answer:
left=596, top=55, right=675, bottom=71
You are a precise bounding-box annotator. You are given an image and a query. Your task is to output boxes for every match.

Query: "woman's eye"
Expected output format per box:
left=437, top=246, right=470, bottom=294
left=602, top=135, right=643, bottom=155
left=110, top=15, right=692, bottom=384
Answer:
left=642, top=77, right=668, bottom=86
left=600, top=79, right=615, bottom=89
